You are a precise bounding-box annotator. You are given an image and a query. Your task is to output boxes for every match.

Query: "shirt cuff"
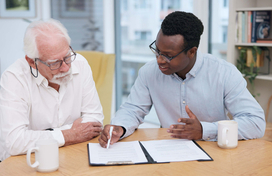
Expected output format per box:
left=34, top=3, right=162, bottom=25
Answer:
left=201, top=121, right=217, bottom=141
left=120, top=126, right=127, bottom=139
left=50, top=128, right=65, bottom=147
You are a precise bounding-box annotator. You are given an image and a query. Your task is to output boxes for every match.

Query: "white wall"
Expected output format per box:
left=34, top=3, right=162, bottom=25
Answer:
left=0, top=19, right=28, bottom=74
left=0, top=0, right=50, bottom=75
left=193, top=0, right=209, bottom=53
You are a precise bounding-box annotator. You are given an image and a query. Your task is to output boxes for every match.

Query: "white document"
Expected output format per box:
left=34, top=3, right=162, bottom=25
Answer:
left=141, top=139, right=211, bottom=162
left=88, top=139, right=211, bottom=165
left=88, top=141, right=148, bottom=164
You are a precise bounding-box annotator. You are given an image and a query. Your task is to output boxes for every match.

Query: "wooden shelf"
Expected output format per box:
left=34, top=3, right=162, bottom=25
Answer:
left=235, top=43, right=272, bottom=47
left=228, top=0, right=272, bottom=121
left=256, top=74, right=272, bottom=81
left=236, top=7, right=272, bottom=11
left=243, top=74, right=272, bottom=81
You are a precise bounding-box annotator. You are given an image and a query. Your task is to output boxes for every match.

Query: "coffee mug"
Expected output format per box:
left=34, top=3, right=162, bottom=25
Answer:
left=217, top=120, right=238, bottom=149
left=26, top=139, right=59, bottom=172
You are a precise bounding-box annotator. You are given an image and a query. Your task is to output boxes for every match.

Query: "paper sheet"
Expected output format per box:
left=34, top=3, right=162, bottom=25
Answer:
left=88, top=141, right=148, bottom=164
left=141, top=139, right=211, bottom=162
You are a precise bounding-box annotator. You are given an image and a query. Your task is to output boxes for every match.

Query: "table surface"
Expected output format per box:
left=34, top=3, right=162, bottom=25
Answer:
left=1, top=128, right=272, bottom=176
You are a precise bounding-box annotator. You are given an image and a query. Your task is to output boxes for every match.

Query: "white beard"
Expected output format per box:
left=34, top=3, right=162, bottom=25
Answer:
left=49, top=67, right=72, bottom=85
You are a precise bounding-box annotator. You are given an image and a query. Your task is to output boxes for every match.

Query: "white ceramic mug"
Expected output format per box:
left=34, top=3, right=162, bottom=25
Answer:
left=217, top=120, right=238, bottom=149
left=26, top=139, right=59, bottom=172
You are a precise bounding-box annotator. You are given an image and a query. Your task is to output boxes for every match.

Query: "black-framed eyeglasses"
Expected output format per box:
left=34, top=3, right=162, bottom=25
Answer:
left=30, top=46, right=76, bottom=78
left=149, top=40, right=189, bottom=63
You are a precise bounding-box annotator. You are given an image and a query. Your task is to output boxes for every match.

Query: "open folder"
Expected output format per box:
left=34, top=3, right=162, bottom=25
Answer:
left=87, top=139, right=213, bottom=166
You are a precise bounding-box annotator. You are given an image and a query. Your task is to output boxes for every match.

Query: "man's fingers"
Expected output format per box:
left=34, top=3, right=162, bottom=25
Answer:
left=100, top=131, right=108, bottom=141
left=170, top=133, right=193, bottom=139
left=185, top=105, right=196, bottom=119
left=170, top=124, right=185, bottom=130
left=98, top=131, right=109, bottom=148
left=82, top=121, right=102, bottom=127
left=91, top=126, right=103, bottom=133
left=91, top=122, right=103, bottom=127
left=99, top=125, right=123, bottom=148
left=177, top=118, right=194, bottom=124
left=110, top=135, right=120, bottom=144
left=98, top=136, right=107, bottom=147
left=168, top=126, right=194, bottom=133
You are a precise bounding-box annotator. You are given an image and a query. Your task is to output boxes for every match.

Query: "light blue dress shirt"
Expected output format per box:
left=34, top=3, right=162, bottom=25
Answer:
left=112, top=51, right=266, bottom=141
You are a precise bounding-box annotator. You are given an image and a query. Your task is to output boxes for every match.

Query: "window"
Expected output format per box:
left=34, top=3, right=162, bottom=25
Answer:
left=122, top=0, right=128, bottom=11
left=223, top=0, right=228, bottom=8
left=135, top=31, right=151, bottom=40
left=222, top=26, right=228, bottom=43
left=134, top=0, right=152, bottom=9
left=117, top=0, right=195, bottom=127
left=51, top=0, right=104, bottom=51
left=209, top=0, right=229, bottom=60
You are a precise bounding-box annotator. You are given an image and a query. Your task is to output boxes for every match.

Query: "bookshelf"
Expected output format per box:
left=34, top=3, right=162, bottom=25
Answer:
left=227, top=0, right=272, bottom=122
left=235, top=43, right=272, bottom=47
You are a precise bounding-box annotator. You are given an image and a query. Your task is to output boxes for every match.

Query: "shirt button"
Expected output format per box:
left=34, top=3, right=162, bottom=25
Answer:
left=183, top=101, right=185, bottom=104
left=182, top=82, right=185, bottom=85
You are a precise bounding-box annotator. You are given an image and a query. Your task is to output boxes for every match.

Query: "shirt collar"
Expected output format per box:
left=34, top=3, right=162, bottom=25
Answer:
left=171, top=50, right=203, bottom=79
left=187, top=50, right=203, bottom=78
left=33, top=62, right=79, bottom=86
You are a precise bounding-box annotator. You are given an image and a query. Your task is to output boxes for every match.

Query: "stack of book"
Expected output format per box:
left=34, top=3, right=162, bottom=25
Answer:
left=236, top=10, right=271, bottom=43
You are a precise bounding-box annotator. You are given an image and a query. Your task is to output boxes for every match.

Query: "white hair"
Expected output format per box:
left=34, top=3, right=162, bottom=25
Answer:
left=23, top=19, right=71, bottom=59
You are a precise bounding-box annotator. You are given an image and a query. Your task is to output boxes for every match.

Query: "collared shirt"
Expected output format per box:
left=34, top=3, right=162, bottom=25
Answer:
left=0, top=54, right=104, bottom=161
left=112, top=51, right=265, bottom=141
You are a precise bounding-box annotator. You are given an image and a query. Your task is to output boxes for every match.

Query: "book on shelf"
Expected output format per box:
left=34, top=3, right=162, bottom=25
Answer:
left=246, top=49, right=264, bottom=68
left=251, top=11, right=257, bottom=43
left=238, top=11, right=243, bottom=43
left=236, top=10, right=271, bottom=43
left=242, top=12, right=246, bottom=43
left=247, top=11, right=252, bottom=43
left=252, top=11, right=271, bottom=42
left=256, top=39, right=272, bottom=43
left=235, top=12, right=238, bottom=43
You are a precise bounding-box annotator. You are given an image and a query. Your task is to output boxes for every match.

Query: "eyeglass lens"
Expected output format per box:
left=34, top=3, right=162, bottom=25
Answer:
left=150, top=42, right=170, bottom=63
left=50, top=54, right=76, bottom=70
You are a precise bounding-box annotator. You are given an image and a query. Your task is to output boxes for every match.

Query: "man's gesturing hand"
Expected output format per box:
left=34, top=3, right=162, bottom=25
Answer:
left=98, top=125, right=124, bottom=148
left=62, top=118, right=102, bottom=146
left=167, top=105, right=203, bottom=140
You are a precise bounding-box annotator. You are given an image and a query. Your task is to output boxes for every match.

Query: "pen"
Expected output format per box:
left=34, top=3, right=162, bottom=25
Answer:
left=107, top=126, right=114, bottom=149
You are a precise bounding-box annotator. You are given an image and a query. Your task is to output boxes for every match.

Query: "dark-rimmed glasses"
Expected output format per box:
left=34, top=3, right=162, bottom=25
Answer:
left=149, top=40, right=189, bottom=63
left=30, top=46, right=76, bottom=78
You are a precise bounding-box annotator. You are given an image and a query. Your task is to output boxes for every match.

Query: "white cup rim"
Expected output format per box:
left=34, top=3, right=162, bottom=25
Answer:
left=35, top=139, right=58, bottom=146
left=218, top=120, right=237, bottom=125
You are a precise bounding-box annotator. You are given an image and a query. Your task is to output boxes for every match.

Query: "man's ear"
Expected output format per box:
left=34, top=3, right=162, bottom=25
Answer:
left=187, top=47, right=197, bottom=59
left=25, top=56, right=37, bottom=69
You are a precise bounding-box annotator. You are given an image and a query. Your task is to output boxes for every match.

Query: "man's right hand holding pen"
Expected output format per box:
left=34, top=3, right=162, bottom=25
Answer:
left=98, top=125, right=125, bottom=148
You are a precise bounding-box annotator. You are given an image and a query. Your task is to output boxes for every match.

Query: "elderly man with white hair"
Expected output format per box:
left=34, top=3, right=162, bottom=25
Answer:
left=0, top=19, right=104, bottom=161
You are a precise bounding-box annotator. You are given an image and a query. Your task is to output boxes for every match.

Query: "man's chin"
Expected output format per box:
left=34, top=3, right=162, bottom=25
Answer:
left=160, top=70, right=173, bottom=75
left=50, top=76, right=71, bottom=85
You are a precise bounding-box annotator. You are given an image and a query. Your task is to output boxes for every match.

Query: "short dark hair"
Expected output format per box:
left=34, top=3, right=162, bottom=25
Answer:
left=161, top=11, right=204, bottom=51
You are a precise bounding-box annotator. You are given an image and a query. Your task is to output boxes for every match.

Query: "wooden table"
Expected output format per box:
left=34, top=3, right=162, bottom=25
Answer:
left=1, top=128, right=272, bottom=176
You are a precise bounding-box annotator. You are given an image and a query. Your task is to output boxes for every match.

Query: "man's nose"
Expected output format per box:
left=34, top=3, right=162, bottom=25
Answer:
left=156, top=55, right=168, bottom=64
left=59, top=61, right=70, bottom=72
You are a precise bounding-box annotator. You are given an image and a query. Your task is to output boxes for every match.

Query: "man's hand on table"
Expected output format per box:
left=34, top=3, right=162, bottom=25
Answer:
left=98, top=125, right=124, bottom=148
left=167, top=105, right=203, bottom=140
left=62, top=118, right=103, bottom=146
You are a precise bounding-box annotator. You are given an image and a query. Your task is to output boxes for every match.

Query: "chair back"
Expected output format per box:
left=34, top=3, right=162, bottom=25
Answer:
left=76, top=51, right=115, bottom=125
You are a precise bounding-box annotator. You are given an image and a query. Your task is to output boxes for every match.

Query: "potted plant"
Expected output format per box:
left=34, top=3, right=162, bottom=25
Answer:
left=236, top=46, right=270, bottom=98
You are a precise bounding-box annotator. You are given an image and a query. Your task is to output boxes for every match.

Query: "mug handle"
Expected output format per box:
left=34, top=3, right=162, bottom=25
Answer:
left=26, top=147, right=39, bottom=168
left=222, top=127, right=229, bottom=146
